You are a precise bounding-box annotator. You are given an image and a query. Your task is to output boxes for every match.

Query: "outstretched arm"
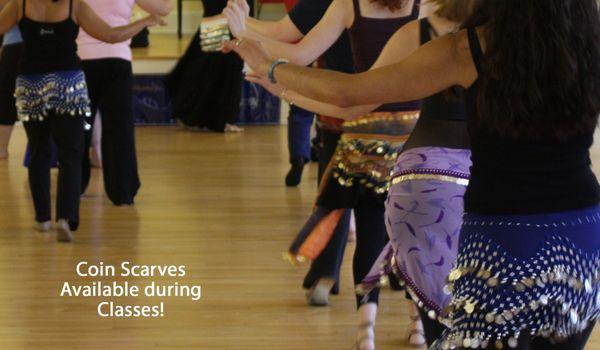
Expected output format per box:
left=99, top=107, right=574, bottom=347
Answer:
left=135, top=0, right=173, bottom=16
left=0, top=0, right=18, bottom=36
left=245, top=16, right=304, bottom=43
left=244, top=20, right=422, bottom=119
left=225, top=0, right=350, bottom=65
left=75, top=0, right=165, bottom=44
left=227, top=30, right=477, bottom=107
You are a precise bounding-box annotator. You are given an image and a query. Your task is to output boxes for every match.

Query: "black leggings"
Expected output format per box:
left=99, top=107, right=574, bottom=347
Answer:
left=303, top=195, right=389, bottom=308
left=81, top=58, right=140, bottom=205
left=24, top=114, right=84, bottom=230
left=351, top=194, right=388, bottom=308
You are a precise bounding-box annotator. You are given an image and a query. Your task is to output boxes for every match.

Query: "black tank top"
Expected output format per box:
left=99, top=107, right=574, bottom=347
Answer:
left=19, top=0, right=81, bottom=74
left=402, top=18, right=469, bottom=151
left=348, top=0, right=420, bottom=112
left=464, top=27, right=600, bottom=214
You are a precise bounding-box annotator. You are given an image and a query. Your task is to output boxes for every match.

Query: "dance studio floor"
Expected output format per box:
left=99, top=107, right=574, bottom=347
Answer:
left=0, top=125, right=598, bottom=349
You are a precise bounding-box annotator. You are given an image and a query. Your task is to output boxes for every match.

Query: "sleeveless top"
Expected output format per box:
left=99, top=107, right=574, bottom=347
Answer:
left=19, top=0, right=81, bottom=74
left=464, top=27, right=600, bottom=214
left=348, top=0, right=420, bottom=112
left=3, top=26, right=23, bottom=46
left=403, top=18, right=469, bottom=151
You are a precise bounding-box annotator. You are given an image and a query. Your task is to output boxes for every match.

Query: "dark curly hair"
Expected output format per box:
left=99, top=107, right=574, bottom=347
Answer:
left=466, top=0, right=600, bottom=140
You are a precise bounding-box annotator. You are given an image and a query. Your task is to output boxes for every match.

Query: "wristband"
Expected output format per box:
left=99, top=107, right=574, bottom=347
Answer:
left=268, top=59, right=289, bottom=84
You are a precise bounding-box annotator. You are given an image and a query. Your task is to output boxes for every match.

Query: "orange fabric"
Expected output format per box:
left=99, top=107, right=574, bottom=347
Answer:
left=295, top=209, right=345, bottom=261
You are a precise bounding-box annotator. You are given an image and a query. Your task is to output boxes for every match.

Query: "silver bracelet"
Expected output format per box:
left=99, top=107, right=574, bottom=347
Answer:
left=268, top=59, right=289, bottom=84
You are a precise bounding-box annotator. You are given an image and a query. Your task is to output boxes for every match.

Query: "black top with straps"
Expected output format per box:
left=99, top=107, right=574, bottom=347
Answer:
left=348, top=0, right=420, bottom=112
left=464, top=27, right=600, bottom=215
left=403, top=18, right=469, bottom=151
left=418, top=19, right=466, bottom=122
left=18, top=0, right=81, bottom=74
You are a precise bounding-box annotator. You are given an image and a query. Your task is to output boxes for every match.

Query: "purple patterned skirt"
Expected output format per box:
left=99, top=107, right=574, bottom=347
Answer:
left=358, top=147, right=471, bottom=314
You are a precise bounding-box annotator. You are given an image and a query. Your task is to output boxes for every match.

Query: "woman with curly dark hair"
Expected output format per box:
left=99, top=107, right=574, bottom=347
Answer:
left=228, top=0, right=600, bottom=348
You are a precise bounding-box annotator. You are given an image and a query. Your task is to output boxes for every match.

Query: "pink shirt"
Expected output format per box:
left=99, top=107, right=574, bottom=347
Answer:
left=77, top=0, right=136, bottom=61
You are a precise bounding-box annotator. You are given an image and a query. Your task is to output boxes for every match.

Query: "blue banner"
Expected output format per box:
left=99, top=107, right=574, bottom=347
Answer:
left=132, top=75, right=280, bottom=125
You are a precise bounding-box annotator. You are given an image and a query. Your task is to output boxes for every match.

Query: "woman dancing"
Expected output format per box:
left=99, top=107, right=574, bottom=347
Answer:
left=226, top=0, right=425, bottom=348
left=353, top=1, right=475, bottom=346
left=229, top=0, right=600, bottom=348
left=78, top=0, right=172, bottom=206
left=165, top=0, right=249, bottom=133
left=0, top=0, right=163, bottom=241
left=225, top=0, right=355, bottom=301
left=233, top=0, right=475, bottom=346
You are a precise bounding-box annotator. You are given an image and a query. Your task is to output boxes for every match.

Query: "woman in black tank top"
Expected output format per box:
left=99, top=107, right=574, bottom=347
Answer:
left=228, top=1, right=424, bottom=348
left=230, top=0, right=600, bottom=349
left=0, top=0, right=163, bottom=242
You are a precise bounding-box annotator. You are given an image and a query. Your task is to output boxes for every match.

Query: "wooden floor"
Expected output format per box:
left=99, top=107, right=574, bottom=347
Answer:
left=0, top=125, right=598, bottom=349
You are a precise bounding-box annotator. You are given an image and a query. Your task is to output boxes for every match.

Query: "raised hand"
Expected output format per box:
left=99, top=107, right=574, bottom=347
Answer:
left=235, top=0, right=251, bottom=18
left=223, top=38, right=273, bottom=77
left=223, top=0, right=247, bottom=38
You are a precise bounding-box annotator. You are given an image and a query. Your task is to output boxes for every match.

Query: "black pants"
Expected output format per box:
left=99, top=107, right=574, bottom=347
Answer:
left=303, top=198, right=387, bottom=308
left=24, top=114, right=84, bottom=230
left=303, top=209, right=351, bottom=295
left=317, top=128, right=341, bottom=183
left=81, top=59, right=140, bottom=205
left=350, top=194, right=388, bottom=307
left=304, top=129, right=349, bottom=294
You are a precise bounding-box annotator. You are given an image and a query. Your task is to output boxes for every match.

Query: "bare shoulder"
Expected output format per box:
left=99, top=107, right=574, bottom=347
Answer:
left=403, top=18, right=421, bottom=35
left=72, top=0, right=85, bottom=14
left=401, top=19, right=421, bottom=46
left=7, top=0, right=21, bottom=13
left=332, top=0, right=354, bottom=26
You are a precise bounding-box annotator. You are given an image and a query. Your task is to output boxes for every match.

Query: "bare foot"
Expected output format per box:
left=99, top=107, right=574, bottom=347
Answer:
left=306, top=277, right=335, bottom=306
left=224, top=123, right=244, bottom=133
left=407, top=303, right=426, bottom=348
left=354, top=322, right=375, bottom=350
left=35, top=221, right=52, bottom=232
left=56, top=219, right=74, bottom=242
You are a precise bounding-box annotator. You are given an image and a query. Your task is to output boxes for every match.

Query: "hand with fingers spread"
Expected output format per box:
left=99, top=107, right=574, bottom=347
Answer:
left=223, top=0, right=248, bottom=38
left=223, top=38, right=273, bottom=77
